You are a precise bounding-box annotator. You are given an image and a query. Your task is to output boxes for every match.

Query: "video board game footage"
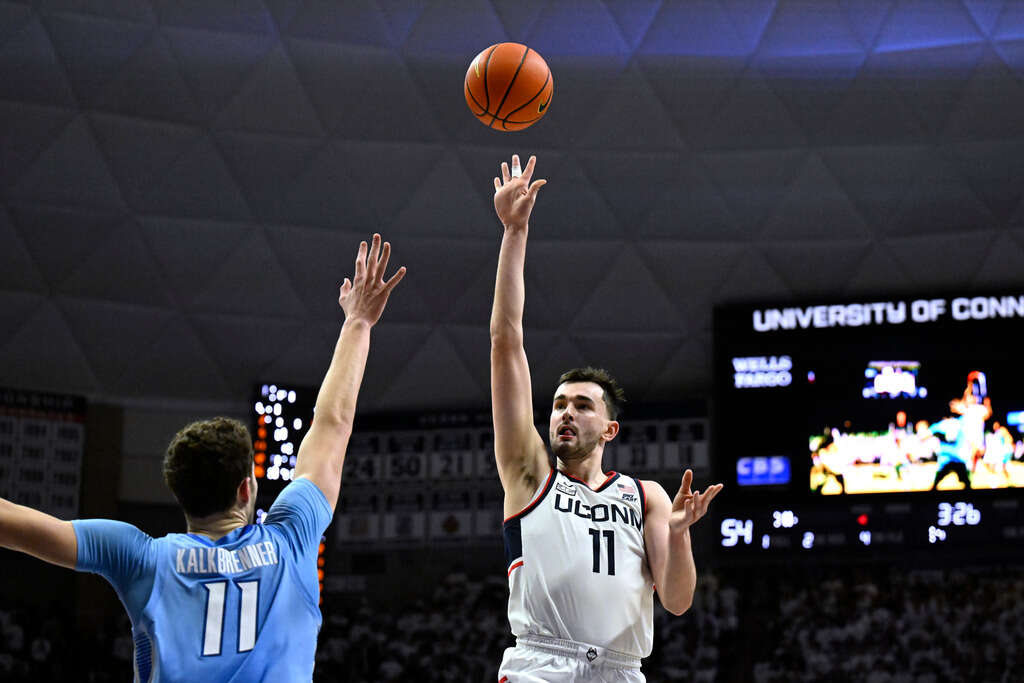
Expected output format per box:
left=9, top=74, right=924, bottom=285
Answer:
left=716, top=293, right=1024, bottom=497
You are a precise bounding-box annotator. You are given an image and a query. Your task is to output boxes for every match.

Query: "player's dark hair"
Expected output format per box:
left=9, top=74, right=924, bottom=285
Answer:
left=163, top=417, right=254, bottom=519
left=557, top=367, right=626, bottom=420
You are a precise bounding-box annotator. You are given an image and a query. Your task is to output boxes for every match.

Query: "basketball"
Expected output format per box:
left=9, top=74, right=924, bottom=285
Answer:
left=465, top=43, right=553, bottom=131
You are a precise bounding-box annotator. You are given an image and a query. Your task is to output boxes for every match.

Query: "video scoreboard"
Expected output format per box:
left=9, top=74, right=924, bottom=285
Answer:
left=713, top=291, right=1024, bottom=558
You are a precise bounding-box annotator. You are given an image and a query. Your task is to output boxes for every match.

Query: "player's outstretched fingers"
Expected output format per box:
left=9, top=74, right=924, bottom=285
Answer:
left=355, top=241, right=368, bottom=279
left=494, top=177, right=501, bottom=192
left=521, top=155, right=537, bottom=184
left=383, top=266, right=406, bottom=294
left=378, top=241, right=391, bottom=279
left=501, top=161, right=511, bottom=183
left=528, top=179, right=547, bottom=198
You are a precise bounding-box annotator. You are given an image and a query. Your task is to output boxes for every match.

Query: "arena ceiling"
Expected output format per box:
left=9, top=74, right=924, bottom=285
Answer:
left=1, top=0, right=1023, bottom=413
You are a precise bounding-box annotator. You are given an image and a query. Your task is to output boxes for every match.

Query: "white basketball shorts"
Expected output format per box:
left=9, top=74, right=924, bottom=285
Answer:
left=498, top=634, right=646, bottom=683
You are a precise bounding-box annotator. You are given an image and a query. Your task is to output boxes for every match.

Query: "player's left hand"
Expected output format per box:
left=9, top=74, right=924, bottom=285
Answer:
left=669, top=470, right=722, bottom=534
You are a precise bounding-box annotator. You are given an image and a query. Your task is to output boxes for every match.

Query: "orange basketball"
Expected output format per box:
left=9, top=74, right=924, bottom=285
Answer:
left=464, top=43, right=553, bottom=131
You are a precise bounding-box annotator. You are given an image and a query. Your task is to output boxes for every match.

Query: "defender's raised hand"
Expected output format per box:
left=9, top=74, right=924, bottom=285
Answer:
left=493, top=154, right=546, bottom=230
left=339, top=233, right=406, bottom=326
left=669, top=470, right=723, bottom=533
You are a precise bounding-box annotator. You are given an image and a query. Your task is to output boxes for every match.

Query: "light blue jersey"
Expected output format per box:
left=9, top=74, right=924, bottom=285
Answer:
left=73, top=477, right=332, bottom=682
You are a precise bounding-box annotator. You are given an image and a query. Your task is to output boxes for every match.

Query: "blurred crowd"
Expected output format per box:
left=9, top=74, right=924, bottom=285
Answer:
left=0, top=563, right=1020, bottom=682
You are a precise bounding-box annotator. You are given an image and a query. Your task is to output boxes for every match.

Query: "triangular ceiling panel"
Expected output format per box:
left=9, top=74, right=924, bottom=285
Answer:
left=700, top=148, right=807, bottom=232
left=191, top=226, right=307, bottom=317
left=570, top=331, right=686, bottom=404
left=523, top=0, right=629, bottom=57
left=638, top=156, right=743, bottom=241
left=402, top=1, right=506, bottom=54
left=114, top=314, right=228, bottom=399
left=9, top=116, right=124, bottom=209
left=0, top=291, right=47, bottom=350
left=570, top=247, right=686, bottom=333
left=884, top=231, right=998, bottom=289
left=0, top=14, right=76, bottom=106
left=521, top=240, right=622, bottom=327
left=489, top=0, right=548, bottom=41
left=350, top=322, right=435, bottom=409
left=639, top=1, right=746, bottom=56
left=945, top=139, right=1024, bottom=221
left=576, top=151, right=682, bottom=230
left=577, top=63, right=687, bottom=152
left=714, top=248, right=794, bottom=303
left=164, top=26, right=278, bottom=123
left=889, top=150, right=996, bottom=236
left=89, top=113, right=203, bottom=209
left=375, top=328, right=481, bottom=410
left=994, top=3, right=1024, bottom=40
left=0, top=301, right=98, bottom=393
left=525, top=331, right=589, bottom=399
left=843, top=242, right=916, bottom=293
left=0, top=207, right=44, bottom=292
left=56, top=218, right=174, bottom=308
left=874, top=0, right=984, bottom=52
left=438, top=323, right=491, bottom=400
left=192, top=314, right=306, bottom=396
left=825, top=56, right=928, bottom=145
left=390, top=151, right=496, bottom=237
left=215, top=44, right=325, bottom=136
left=40, top=12, right=153, bottom=106
left=286, top=0, right=390, bottom=47
left=0, top=101, right=75, bottom=191
left=285, top=38, right=441, bottom=143
left=644, top=337, right=712, bottom=403
left=7, top=203, right=123, bottom=289
left=969, top=231, right=1024, bottom=287
left=760, top=152, right=872, bottom=240
left=963, top=0, right=1005, bottom=36
left=137, top=216, right=251, bottom=306
left=90, top=30, right=202, bottom=123
left=760, top=240, right=873, bottom=297
left=214, top=131, right=323, bottom=220
left=604, top=0, right=662, bottom=51
left=819, top=145, right=931, bottom=227
left=756, top=0, right=864, bottom=56
left=263, top=224, right=434, bottom=324
left=871, top=42, right=985, bottom=137
left=57, top=298, right=174, bottom=390
left=375, top=0, right=430, bottom=47
left=943, top=47, right=1024, bottom=139
left=639, top=241, right=746, bottom=325
left=139, top=133, right=253, bottom=220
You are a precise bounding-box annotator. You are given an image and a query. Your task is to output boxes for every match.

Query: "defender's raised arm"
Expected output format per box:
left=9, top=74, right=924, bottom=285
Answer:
left=490, top=155, right=549, bottom=513
left=294, top=234, right=405, bottom=512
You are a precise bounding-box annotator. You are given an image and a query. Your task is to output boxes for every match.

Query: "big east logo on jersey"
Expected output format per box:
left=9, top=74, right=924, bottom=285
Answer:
left=555, top=481, right=577, bottom=496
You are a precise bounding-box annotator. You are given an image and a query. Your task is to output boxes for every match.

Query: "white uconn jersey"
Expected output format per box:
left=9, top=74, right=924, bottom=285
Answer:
left=503, top=468, right=654, bottom=658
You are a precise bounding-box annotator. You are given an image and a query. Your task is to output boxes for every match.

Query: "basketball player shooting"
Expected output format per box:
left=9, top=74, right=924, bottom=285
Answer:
left=0, top=235, right=404, bottom=681
left=490, top=155, right=723, bottom=682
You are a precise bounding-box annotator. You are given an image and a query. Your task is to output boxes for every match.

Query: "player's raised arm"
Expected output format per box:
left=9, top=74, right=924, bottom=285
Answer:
left=490, top=155, right=549, bottom=510
left=643, top=470, right=723, bottom=615
left=0, top=497, right=77, bottom=569
left=294, top=234, right=405, bottom=512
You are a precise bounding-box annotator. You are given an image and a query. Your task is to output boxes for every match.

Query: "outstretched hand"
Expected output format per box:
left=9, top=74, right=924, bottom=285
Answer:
left=493, top=154, right=546, bottom=230
left=669, top=470, right=723, bottom=534
left=339, top=233, right=406, bottom=326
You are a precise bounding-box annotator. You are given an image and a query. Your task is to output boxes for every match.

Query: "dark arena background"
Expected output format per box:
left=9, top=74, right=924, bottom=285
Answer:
left=2, top=1, right=1024, bottom=681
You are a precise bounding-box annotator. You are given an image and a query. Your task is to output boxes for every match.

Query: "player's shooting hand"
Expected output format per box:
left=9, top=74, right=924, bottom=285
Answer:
left=339, top=234, right=406, bottom=326
left=493, top=154, right=546, bottom=230
left=669, top=469, right=723, bottom=534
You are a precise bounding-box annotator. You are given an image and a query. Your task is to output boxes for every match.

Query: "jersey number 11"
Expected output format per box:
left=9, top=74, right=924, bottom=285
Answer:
left=589, top=529, right=615, bottom=575
left=202, top=580, right=259, bottom=656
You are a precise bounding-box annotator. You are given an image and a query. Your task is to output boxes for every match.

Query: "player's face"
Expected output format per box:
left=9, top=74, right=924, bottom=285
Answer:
left=549, top=382, right=614, bottom=461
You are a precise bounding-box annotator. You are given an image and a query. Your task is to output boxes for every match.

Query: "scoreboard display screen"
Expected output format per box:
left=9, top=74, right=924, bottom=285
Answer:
left=713, top=292, right=1024, bottom=556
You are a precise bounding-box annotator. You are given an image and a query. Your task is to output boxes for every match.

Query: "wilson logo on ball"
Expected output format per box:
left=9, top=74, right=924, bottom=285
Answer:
left=464, top=43, right=553, bottom=131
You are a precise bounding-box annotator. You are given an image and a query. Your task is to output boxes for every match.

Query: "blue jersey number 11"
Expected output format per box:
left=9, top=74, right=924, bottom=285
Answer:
left=202, top=581, right=259, bottom=656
